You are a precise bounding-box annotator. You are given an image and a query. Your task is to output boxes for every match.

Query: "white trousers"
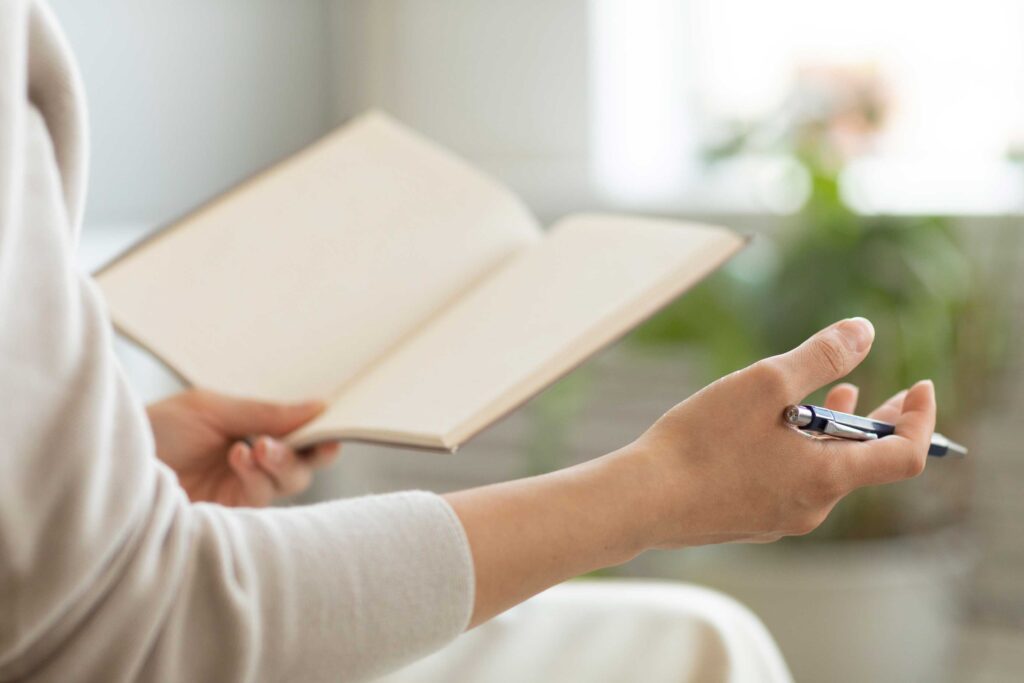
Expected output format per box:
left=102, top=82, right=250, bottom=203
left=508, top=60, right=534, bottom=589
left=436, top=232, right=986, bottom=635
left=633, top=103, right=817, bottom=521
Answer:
left=377, top=580, right=793, bottom=683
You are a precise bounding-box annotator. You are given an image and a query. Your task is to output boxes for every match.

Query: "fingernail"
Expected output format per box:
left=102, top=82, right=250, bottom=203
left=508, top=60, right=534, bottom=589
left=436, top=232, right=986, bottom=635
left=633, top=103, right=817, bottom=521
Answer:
left=837, top=317, right=874, bottom=353
left=237, top=444, right=253, bottom=467
left=261, top=437, right=282, bottom=463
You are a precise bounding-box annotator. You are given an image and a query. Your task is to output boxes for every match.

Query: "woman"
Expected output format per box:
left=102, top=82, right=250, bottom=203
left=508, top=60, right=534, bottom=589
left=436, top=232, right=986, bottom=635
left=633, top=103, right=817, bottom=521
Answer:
left=0, top=2, right=936, bottom=681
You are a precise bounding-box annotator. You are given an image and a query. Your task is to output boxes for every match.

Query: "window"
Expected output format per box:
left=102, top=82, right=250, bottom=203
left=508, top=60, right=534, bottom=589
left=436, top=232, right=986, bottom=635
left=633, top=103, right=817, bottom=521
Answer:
left=591, top=0, right=1024, bottom=214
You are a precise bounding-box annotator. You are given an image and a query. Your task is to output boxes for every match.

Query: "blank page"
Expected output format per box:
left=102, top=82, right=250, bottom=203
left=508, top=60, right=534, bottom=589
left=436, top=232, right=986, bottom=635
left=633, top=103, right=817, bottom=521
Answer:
left=292, top=214, right=745, bottom=449
left=97, top=112, right=540, bottom=401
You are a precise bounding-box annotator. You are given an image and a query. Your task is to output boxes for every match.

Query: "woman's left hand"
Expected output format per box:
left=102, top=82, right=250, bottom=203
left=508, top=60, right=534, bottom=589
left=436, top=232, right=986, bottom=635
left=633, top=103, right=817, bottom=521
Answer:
left=147, top=389, right=340, bottom=507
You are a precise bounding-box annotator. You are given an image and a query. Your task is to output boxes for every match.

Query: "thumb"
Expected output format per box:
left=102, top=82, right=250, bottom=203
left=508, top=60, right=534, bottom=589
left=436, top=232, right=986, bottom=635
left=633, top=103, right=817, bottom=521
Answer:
left=208, top=394, right=326, bottom=438
left=768, top=318, right=875, bottom=400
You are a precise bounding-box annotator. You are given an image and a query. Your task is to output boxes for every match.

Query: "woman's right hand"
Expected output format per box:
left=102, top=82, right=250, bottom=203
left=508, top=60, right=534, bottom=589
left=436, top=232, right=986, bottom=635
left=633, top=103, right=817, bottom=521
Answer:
left=447, top=317, right=937, bottom=628
left=626, top=317, right=936, bottom=549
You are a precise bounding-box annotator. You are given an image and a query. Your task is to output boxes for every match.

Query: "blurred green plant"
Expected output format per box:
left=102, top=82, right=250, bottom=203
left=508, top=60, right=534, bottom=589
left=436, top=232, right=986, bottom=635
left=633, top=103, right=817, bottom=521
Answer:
left=626, top=64, right=1015, bottom=540
left=523, top=370, right=592, bottom=477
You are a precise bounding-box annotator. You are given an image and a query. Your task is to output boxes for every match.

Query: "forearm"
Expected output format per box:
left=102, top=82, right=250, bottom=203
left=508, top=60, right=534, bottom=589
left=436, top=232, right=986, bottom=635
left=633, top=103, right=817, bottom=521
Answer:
left=444, top=446, right=658, bottom=628
left=444, top=319, right=936, bottom=632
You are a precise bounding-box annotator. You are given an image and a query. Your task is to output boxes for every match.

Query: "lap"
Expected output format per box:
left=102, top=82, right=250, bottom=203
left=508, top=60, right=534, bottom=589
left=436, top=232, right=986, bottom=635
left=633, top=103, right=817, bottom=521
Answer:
left=376, top=580, right=793, bottom=683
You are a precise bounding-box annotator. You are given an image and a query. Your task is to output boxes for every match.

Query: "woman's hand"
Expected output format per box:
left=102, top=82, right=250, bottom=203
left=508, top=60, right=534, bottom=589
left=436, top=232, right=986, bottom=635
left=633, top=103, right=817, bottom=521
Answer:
left=147, top=389, right=340, bottom=507
left=446, top=317, right=937, bottom=627
left=629, top=316, right=934, bottom=548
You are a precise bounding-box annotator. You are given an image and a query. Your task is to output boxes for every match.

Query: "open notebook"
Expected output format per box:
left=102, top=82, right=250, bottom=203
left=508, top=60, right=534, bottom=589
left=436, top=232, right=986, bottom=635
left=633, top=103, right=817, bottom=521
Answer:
left=97, top=112, right=745, bottom=451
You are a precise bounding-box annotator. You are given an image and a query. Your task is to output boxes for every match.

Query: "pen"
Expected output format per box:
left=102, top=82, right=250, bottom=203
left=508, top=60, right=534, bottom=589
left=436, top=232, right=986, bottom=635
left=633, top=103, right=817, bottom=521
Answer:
left=783, top=404, right=968, bottom=458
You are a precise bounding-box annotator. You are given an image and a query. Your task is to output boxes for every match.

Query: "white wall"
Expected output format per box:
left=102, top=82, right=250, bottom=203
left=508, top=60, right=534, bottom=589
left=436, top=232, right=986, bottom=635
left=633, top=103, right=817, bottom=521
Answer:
left=48, top=1, right=596, bottom=229
left=49, top=0, right=335, bottom=229
left=328, top=0, right=594, bottom=218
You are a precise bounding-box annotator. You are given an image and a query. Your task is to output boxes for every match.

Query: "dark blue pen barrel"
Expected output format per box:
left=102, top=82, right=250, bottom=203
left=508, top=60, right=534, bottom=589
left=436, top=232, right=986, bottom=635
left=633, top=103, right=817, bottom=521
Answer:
left=803, top=406, right=957, bottom=457
left=805, top=406, right=895, bottom=437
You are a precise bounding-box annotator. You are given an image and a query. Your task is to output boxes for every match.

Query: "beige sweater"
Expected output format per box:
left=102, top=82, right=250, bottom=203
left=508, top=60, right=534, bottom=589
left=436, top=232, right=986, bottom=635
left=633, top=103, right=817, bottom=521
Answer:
left=0, top=2, right=475, bottom=681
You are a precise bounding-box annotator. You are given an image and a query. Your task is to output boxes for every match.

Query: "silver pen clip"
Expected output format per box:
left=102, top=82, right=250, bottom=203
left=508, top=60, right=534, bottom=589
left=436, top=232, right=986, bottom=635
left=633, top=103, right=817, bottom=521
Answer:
left=823, top=420, right=878, bottom=442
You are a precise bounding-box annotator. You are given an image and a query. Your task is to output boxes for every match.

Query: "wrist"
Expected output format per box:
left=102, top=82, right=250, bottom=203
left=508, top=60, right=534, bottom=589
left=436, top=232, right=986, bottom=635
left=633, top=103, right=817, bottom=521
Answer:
left=444, top=440, right=677, bottom=627
left=582, top=442, right=672, bottom=564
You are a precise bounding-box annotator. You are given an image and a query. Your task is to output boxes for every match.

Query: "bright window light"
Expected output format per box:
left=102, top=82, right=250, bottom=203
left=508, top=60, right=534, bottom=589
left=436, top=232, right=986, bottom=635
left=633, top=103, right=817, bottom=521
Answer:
left=590, top=0, right=692, bottom=205
left=590, top=0, right=1024, bottom=214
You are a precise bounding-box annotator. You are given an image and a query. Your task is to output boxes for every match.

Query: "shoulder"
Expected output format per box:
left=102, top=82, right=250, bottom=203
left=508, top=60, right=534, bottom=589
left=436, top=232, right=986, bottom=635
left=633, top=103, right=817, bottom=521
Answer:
left=0, top=0, right=88, bottom=234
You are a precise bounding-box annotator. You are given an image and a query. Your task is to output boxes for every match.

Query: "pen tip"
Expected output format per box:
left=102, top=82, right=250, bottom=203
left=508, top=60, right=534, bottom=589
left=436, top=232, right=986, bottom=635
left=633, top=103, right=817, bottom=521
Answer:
left=946, top=440, right=969, bottom=458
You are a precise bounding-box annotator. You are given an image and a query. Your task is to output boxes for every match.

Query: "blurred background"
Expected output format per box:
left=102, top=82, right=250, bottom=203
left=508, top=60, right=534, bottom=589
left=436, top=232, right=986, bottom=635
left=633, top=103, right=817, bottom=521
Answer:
left=53, top=1, right=1023, bottom=681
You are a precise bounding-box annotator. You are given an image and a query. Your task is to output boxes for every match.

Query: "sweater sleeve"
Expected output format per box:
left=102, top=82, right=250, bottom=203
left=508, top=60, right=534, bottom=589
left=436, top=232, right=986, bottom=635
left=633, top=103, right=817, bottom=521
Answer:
left=0, top=3, right=474, bottom=682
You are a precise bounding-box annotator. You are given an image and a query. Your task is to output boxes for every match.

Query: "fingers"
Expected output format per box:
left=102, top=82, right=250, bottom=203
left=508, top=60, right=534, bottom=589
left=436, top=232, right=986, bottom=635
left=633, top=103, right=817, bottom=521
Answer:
left=765, top=318, right=875, bottom=401
left=867, top=389, right=907, bottom=423
left=250, top=436, right=319, bottom=497
left=889, top=379, right=936, bottom=447
left=227, top=441, right=276, bottom=506
left=203, top=391, right=326, bottom=438
left=824, top=383, right=859, bottom=413
left=228, top=438, right=338, bottom=505
left=835, top=380, right=936, bottom=487
left=821, top=384, right=906, bottom=422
